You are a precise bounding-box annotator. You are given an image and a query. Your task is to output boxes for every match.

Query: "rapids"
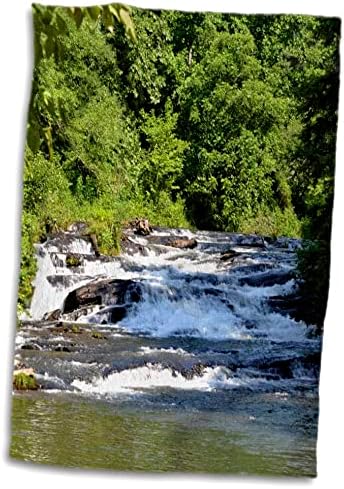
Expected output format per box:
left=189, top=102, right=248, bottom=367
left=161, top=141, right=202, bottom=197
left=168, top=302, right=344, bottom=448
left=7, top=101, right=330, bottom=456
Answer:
left=11, top=226, right=321, bottom=475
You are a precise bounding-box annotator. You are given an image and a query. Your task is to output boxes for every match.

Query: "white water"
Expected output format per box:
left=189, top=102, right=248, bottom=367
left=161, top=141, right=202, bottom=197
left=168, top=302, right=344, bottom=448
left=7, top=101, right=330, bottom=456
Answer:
left=28, top=227, right=311, bottom=344
left=72, top=364, right=247, bottom=395
left=30, top=235, right=93, bottom=319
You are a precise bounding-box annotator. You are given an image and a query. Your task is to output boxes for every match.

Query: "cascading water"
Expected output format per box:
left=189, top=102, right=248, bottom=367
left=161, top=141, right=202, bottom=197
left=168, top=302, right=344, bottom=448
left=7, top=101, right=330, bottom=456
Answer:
left=13, top=226, right=321, bottom=475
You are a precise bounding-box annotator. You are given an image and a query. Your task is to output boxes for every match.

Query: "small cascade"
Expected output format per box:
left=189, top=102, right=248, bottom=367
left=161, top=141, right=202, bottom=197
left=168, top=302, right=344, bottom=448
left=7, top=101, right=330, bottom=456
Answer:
left=17, top=225, right=320, bottom=404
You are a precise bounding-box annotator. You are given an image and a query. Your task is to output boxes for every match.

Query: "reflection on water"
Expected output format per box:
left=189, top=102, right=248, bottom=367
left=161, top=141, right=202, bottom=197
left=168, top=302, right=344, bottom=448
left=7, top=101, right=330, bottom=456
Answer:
left=10, top=393, right=316, bottom=476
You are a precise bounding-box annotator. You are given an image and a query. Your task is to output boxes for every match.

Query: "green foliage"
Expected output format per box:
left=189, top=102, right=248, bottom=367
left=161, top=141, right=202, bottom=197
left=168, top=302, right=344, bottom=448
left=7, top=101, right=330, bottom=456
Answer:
left=139, top=101, right=189, bottom=200
left=66, top=255, right=82, bottom=268
left=18, top=5, right=339, bottom=325
left=70, top=324, right=82, bottom=334
left=13, top=372, right=39, bottom=391
left=297, top=240, right=331, bottom=329
left=91, top=331, right=106, bottom=339
left=241, top=207, right=301, bottom=238
left=17, top=212, right=41, bottom=312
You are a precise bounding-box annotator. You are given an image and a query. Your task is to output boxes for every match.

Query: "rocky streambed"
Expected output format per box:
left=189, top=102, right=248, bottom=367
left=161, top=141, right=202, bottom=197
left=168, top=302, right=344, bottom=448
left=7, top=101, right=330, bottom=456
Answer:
left=11, top=223, right=321, bottom=476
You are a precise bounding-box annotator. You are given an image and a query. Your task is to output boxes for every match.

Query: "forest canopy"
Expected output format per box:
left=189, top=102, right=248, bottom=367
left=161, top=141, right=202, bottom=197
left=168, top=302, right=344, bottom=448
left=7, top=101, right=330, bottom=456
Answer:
left=19, top=4, right=340, bottom=326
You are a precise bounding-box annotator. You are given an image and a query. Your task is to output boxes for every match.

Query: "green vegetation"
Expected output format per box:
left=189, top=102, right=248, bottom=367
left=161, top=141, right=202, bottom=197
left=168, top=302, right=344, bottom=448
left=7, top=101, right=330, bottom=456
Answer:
left=91, top=331, right=107, bottom=339
left=66, top=255, right=82, bottom=268
left=18, top=4, right=340, bottom=328
left=13, top=372, right=39, bottom=391
left=70, top=324, right=82, bottom=334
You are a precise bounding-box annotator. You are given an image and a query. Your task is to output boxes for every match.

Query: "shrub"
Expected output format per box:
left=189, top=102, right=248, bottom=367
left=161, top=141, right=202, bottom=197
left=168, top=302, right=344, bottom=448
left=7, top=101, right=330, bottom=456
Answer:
left=13, top=372, right=39, bottom=391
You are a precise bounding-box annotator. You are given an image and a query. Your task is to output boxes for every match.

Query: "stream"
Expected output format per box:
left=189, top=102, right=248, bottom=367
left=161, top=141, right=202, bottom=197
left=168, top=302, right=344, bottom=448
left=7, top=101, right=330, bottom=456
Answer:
left=10, top=225, right=321, bottom=476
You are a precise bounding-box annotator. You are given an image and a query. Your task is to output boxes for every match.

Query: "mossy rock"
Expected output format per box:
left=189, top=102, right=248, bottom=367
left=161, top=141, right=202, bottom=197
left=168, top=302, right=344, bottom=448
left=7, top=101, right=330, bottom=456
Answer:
left=91, top=331, right=107, bottom=340
left=71, top=324, right=82, bottom=334
left=66, top=254, right=82, bottom=268
left=13, top=372, right=39, bottom=391
left=63, top=324, right=82, bottom=334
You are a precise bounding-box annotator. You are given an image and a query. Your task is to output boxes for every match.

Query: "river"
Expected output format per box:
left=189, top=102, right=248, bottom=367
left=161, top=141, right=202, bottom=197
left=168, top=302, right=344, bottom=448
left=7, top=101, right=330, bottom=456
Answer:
left=10, top=225, right=321, bottom=476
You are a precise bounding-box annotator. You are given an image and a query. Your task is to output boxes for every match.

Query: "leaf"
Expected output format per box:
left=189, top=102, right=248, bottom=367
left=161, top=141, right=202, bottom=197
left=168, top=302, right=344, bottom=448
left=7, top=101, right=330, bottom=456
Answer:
left=102, top=7, right=114, bottom=33
left=73, top=7, right=84, bottom=28
left=108, top=5, right=121, bottom=22
left=43, top=90, right=51, bottom=106
left=119, top=7, right=136, bottom=42
left=43, top=126, right=53, bottom=160
left=88, top=6, right=101, bottom=21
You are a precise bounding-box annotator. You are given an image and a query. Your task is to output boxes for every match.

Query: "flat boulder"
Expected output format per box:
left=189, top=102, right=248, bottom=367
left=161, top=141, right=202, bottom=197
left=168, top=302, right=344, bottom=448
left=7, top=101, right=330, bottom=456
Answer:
left=238, top=270, right=294, bottom=287
left=167, top=238, right=198, bottom=249
left=63, top=279, right=142, bottom=314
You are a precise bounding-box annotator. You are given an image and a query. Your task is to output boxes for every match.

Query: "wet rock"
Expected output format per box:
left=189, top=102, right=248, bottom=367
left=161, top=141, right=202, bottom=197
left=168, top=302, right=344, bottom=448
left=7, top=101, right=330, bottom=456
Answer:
left=63, top=279, right=142, bottom=314
left=267, top=292, right=317, bottom=325
left=236, top=235, right=267, bottom=248
left=121, top=235, right=149, bottom=256
left=167, top=238, right=198, bottom=249
left=232, top=263, right=276, bottom=274
left=63, top=324, right=83, bottom=334
left=21, top=343, right=40, bottom=351
left=54, top=346, right=71, bottom=352
left=44, top=232, right=90, bottom=254
left=109, top=305, right=128, bottom=323
left=63, top=305, right=99, bottom=322
left=88, top=305, right=129, bottom=324
left=181, top=363, right=208, bottom=379
left=220, top=249, right=241, bottom=261
left=43, top=309, right=62, bottom=321
left=91, top=331, right=107, bottom=340
left=238, top=270, right=294, bottom=287
left=46, top=275, right=92, bottom=288
left=145, top=235, right=198, bottom=249
left=133, top=218, right=152, bottom=236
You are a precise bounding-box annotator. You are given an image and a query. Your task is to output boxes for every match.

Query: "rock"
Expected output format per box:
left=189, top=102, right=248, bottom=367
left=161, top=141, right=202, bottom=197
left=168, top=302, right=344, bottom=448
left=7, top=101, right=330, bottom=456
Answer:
left=54, top=346, right=71, bottom=352
left=109, top=305, right=128, bottom=323
left=167, top=238, right=198, bottom=249
left=267, top=292, right=316, bottom=325
left=65, top=324, right=82, bottom=334
left=181, top=363, right=209, bottom=380
left=21, top=343, right=40, bottom=351
left=13, top=367, right=34, bottom=376
left=144, top=235, right=196, bottom=249
left=91, top=331, right=107, bottom=340
left=43, top=309, right=62, bottom=321
left=121, top=234, right=149, bottom=256
left=238, top=270, right=294, bottom=287
left=236, top=235, right=267, bottom=249
left=63, top=279, right=142, bottom=314
left=220, top=249, right=241, bottom=261
left=134, top=218, right=152, bottom=236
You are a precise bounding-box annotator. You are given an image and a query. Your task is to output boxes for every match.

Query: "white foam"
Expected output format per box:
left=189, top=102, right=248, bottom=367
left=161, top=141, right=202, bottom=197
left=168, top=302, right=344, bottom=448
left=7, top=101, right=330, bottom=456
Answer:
left=71, top=364, right=245, bottom=395
left=35, top=372, right=66, bottom=387
left=119, top=293, right=247, bottom=340
left=27, top=230, right=311, bottom=345
left=139, top=346, right=194, bottom=356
